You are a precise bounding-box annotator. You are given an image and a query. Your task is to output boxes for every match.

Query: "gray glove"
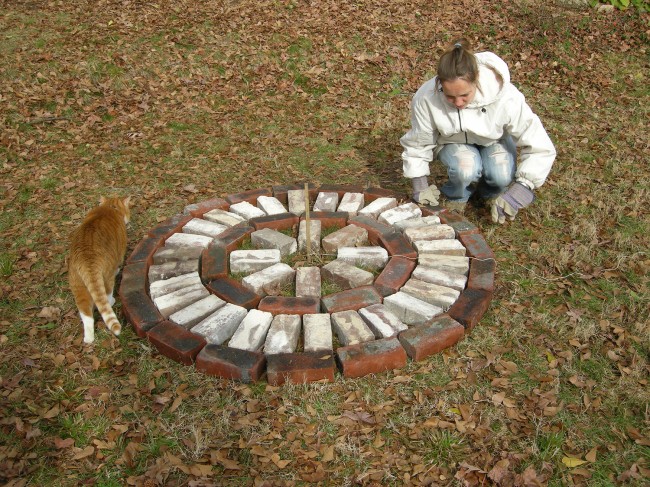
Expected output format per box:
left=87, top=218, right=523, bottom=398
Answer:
left=412, top=176, right=440, bottom=205
left=490, top=182, right=535, bottom=224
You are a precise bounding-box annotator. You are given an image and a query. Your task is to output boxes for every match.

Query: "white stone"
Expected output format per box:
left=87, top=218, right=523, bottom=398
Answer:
left=378, top=202, right=422, bottom=226
left=287, top=189, right=307, bottom=215
left=331, top=310, right=375, bottom=346
left=337, top=246, right=389, bottom=270
left=153, top=283, right=210, bottom=318
left=153, top=246, right=203, bottom=265
left=229, top=249, right=281, bottom=275
left=358, top=197, right=397, bottom=219
left=264, top=314, right=301, bottom=354
left=401, top=278, right=461, bottom=310
left=321, top=224, right=369, bottom=253
left=229, top=201, right=266, bottom=220
left=228, top=309, right=274, bottom=351
left=417, top=254, right=470, bottom=276
left=242, top=263, right=295, bottom=296
left=337, top=192, right=365, bottom=215
left=298, top=219, right=321, bottom=252
left=191, top=303, right=248, bottom=345
left=169, top=295, right=227, bottom=328
left=251, top=228, right=297, bottom=257
left=203, top=209, right=246, bottom=227
left=303, top=314, right=333, bottom=352
left=414, top=239, right=466, bottom=256
left=393, top=215, right=442, bottom=231
left=257, top=196, right=287, bottom=216
left=358, top=303, right=408, bottom=338
left=165, top=232, right=213, bottom=249
left=149, top=272, right=202, bottom=300
left=383, top=291, right=443, bottom=325
left=182, top=218, right=228, bottom=238
left=412, top=265, right=468, bottom=291
left=148, top=259, right=199, bottom=283
left=404, top=224, right=455, bottom=244
left=313, top=192, right=339, bottom=212
left=321, top=259, right=374, bottom=290
left=295, top=267, right=321, bottom=298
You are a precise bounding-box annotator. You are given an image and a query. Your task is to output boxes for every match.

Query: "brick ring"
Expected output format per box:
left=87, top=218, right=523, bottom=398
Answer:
left=119, top=184, right=495, bottom=385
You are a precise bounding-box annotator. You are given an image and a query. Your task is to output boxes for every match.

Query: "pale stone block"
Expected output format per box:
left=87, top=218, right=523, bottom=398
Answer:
left=358, top=303, right=408, bottom=338
left=331, top=310, right=375, bottom=346
left=313, top=192, right=339, bottom=212
left=241, top=263, right=295, bottom=296
left=295, top=267, right=321, bottom=298
left=401, top=278, right=461, bottom=310
left=337, top=192, right=365, bottom=216
left=148, top=259, right=199, bottom=283
left=298, top=219, right=321, bottom=252
left=393, top=215, right=442, bottom=231
left=404, top=224, right=455, bottom=244
left=383, top=291, right=443, bottom=325
left=378, top=202, right=422, bottom=226
left=303, top=314, right=333, bottom=352
left=417, top=254, right=470, bottom=276
left=165, top=232, right=213, bottom=249
left=169, top=294, right=227, bottom=328
left=251, top=228, right=297, bottom=257
left=321, top=259, right=374, bottom=290
left=229, top=249, right=281, bottom=275
left=414, top=239, right=466, bottom=256
left=153, top=283, right=210, bottom=318
left=228, top=309, right=274, bottom=351
left=257, top=196, right=287, bottom=216
left=203, top=209, right=246, bottom=227
left=153, top=245, right=203, bottom=265
left=337, top=246, right=389, bottom=270
left=182, top=218, right=228, bottom=238
left=228, top=201, right=266, bottom=220
left=264, top=314, right=301, bottom=354
left=287, top=189, right=307, bottom=216
left=321, top=224, right=369, bottom=253
left=358, top=197, right=397, bottom=219
left=191, top=303, right=248, bottom=345
left=149, top=272, right=202, bottom=300
left=412, top=265, right=468, bottom=291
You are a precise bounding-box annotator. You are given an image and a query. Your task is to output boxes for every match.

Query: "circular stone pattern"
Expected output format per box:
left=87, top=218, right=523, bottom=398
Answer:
left=119, top=184, right=495, bottom=385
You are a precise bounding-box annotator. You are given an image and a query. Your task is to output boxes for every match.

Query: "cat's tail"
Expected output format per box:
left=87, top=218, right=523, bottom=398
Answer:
left=82, top=272, right=122, bottom=337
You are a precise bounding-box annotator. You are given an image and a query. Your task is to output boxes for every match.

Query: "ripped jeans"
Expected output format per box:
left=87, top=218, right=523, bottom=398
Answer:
left=437, top=137, right=516, bottom=202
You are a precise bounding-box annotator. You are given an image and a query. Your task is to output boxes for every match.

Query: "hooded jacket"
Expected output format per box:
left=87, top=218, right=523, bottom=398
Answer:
left=401, top=52, right=556, bottom=190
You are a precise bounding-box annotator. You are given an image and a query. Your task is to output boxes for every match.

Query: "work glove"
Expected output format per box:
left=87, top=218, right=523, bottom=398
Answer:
left=411, top=176, right=441, bottom=205
left=490, top=182, right=535, bottom=224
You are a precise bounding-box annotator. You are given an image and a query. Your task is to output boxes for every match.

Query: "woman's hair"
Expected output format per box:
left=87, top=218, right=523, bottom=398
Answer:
left=436, top=38, right=479, bottom=88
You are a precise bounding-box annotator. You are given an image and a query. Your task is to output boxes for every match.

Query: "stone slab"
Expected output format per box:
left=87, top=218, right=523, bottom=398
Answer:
left=195, top=344, right=266, bottom=383
left=313, top=192, right=339, bottom=212
left=417, top=255, right=470, bottom=276
left=147, top=321, right=206, bottom=366
left=153, top=245, right=203, bottom=265
left=336, top=337, right=407, bottom=379
left=287, top=189, right=308, bottom=215
left=165, top=232, right=213, bottom=249
left=149, top=272, right=202, bottom=300
left=374, top=256, right=417, bottom=297
left=337, top=246, right=389, bottom=270
left=266, top=352, right=336, bottom=385
left=414, top=239, right=466, bottom=256
left=378, top=202, right=422, bottom=226
left=153, top=283, right=210, bottom=318
left=398, top=314, right=465, bottom=361
left=298, top=219, right=322, bottom=252
left=321, top=286, right=383, bottom=313
left=404, top=224, right=456, bottom=244
left=412, top=265, right=467, bottom=291
left=337, top=192, right=365, bottom=216
left=393, top=215, right=441, bottom=231
left=229, top=201, right=266, bottom=220
left=401, top=278, right=461, bottom=310
left=148, top=259, right=199, bottom=283
left=257, top=195, right=287, bottom=216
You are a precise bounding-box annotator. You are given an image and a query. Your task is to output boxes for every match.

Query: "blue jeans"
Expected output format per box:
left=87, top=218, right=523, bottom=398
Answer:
left=438, top=137, right=516, bottom=202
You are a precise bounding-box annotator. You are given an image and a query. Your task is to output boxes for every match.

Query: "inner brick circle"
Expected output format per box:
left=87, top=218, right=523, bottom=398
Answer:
left=119, top=185, right=495, bottom=385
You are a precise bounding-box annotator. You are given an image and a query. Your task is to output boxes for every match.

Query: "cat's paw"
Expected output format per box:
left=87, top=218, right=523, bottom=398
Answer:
left=83, top=334, right=94, bottom=344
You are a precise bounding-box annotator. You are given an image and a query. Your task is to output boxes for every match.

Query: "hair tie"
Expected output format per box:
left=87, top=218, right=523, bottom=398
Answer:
left=454, top=42, right=462, bottom=49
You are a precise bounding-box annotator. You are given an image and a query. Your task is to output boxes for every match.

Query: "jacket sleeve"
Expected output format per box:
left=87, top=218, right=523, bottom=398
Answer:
left=400, top=96, right=439, bottom=178
left=506, top=89, right=556, bottom=190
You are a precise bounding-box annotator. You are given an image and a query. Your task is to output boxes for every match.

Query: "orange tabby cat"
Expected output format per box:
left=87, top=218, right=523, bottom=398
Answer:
left=68, top=196, right=131, bottom=344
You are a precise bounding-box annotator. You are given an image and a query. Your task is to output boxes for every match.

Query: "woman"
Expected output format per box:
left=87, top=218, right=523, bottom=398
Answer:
left=400, top=39, right=556, bottom=223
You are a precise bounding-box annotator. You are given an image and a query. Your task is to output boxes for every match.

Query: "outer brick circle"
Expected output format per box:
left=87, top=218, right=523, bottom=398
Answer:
left=119, top=185, right=495, bottom=384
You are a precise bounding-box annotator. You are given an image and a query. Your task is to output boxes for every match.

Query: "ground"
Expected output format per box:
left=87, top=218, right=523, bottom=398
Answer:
left=0, top=0, right=648, bottom=486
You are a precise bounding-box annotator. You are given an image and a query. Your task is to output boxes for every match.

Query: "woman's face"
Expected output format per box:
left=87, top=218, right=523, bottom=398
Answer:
left=441, top=78, right=476, bottom=110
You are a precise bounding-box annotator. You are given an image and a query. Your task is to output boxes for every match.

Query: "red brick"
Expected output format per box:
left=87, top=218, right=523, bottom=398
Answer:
left=119, top=262, right=149, bottom=296
left=126, top=236, right=163, bottom=265
left=195, top=344, right=266, bottom=382
left=318, top=184, right=364, bottom=199
left=258, top=296, right=321, bottom=315
left=225, top=188, right=272, bottom=205
left=458, top=233, right=494, bottom=259
left=201, top=242, right=228, bottom=281
left=147, top=321, right=206, bottom=365
left=336, top=338, right=407, bottom=378
left=348, top=215, right=396, bottom=245
left=148, top=214, right=192, bottom=239
left=213, top=223, right=254, bottom=252
left=321, top=286, right=382, bottom=313
left=447, top=288, right=493, bottom=331
left=363, top=187, right=404, bottom=204
left=250, top=213, right=299, bottom=232
left=467, top=258, right=496, bottom=292
left=374, top=256, right=416, bottom=297
left=266, top=352, right=336, bottom=385
left=119, top=263, right=164, bottom=337
left=185, top=198, right=230, bottom=218
left=398, top=314, right=465, bottom=361
left=304, top=211, right=349, bottom=230
left=206, top=278, right=261, bottom=309
left=378, top=232, right=418, bottom=260
left=419, top=205, right=445, bottom=217
left=438, top=212, right=480, bottom=235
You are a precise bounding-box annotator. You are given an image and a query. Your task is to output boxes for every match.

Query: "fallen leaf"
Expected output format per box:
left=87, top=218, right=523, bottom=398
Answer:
left=562, top=456, right=587, bottom=468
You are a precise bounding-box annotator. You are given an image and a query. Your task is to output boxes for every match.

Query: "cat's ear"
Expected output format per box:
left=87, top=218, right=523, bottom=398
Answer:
left=122, top=196, right=132, bottom=207
left=99, top=196, right=107, bottom=205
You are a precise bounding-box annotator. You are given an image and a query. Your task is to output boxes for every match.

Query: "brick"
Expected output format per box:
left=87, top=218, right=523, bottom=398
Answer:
left=148, top=259, right=199, bottom=283
left=414, top=239, right=466, bottom=256
left=458, top=233, right=495, bottom=259
left=257, top=195, right=287, bottom=215
left=191, top=303, right=248, bottom=344
left=383, top=291, right=443, bottom=325
left=249, top=213, right=299, bottom=232
left=119, top=261, right=149, bottom=297
left=153, top=283, right=210, bottom=318
left=241, top=262, right=295, bottom=296
left=264, top=314, right=301, bottom=354
left=225, top=188, right=272, bottom=205
left=467, top=258, right=496, bottom=292
left=258, top=296, right=321, bottom=315
left=374, top=256, right=416, bottom=297
left=337, top=246, right=388, bottom=270
left=378, top=202, right=422, bottom=226
left=418, top=255, right=470, bottom=276
left=401, top=278, right=461, bottom=310
left=393, top=215, right=441, bottom=231
left=419, top=205, right=445, bottom=217
left=153, top=245, right=203, bottom=265
left=358, top=303, right=407, bottom=338
left=321, top=286, right=383, bottom=313
left=182, top=218, right=228, bottom=238
left=321, top=260, right=374, bottom=290
left=398, top=314, right=465, bottom=361
left=201, top=242, right=228, bottom=281
left=313, top=192, right=339, bottom=212
left=165, top=232, right=213, bottom=249
left=336, top=337, right=407, bottom=378
left=288, top=189, right=309, bottom=215
left=337, top=192, right=365, bottom=216
left=358, top=197, right=397, bottom=219
left=230, top=249, right=281, bottom=275
left=363, top=187, right=402, bottom=204
left=206, top=277, right=261, bottom=309
left=378, top=232, right=418, bottom=260
left=403, top=224, right=455, bottom=244
left=412, top=266, right=467, bottom=292
left=306, top=211, right=348, bottom=230
left=318, top=183, right=364, bottom=198
left=213, top=223, right=254, bottom=252
left=298, top=219, right=321, bottom=252
left=272, top=184, right=306, bottom=205
left=195, top=344, right=266, bottom=382
left=251, top=228, right=297, bottom=257
left=348, top=215, right=396, bottom=245
left=120, top=289, right=164, bottom=337
left=229, top=201, right=266, bottom=220
left=438, top=211, right=480, bottom=235
left=149, top=272, right=202, bottom=300
left=148, top=214, right=192, bottom=239
left=331, top=310, right=375, bottom=346
left=203, top=209, right=246, bottom=227
left=447, top=289, right=493, bottom=331
left=147, top=321, right=206, bottom=365
left=168, top=295, right=226, bottom=329
left=127, top=236, right=163, bottom=265
left=184, top=198, right=229, bottom=217
left=295, top=267, right=321, bottom=298
left=228, top=309, right=274, bottom=351
left=303, top=314, right=333, bottom=352
left=321, top=224, right=368, bottom=253
left=266, top=351, right=336, bottom=385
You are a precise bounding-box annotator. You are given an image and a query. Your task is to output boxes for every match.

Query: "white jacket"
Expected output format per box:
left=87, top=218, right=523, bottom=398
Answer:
left=401, top=52, right=556, bottom=190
